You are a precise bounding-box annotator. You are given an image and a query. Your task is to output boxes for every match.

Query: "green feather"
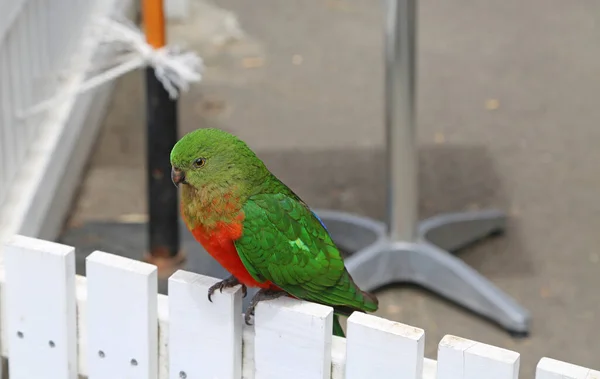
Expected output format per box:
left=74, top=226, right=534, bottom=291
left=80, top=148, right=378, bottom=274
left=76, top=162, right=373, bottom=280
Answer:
left=333, top=314, right=345, bottom=337
left=234, top=192, right=378, bottom=313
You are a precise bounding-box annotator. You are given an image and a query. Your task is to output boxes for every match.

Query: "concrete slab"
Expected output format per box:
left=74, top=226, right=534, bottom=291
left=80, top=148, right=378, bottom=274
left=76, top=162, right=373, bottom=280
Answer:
left=62, top=0, right=600, bottom=375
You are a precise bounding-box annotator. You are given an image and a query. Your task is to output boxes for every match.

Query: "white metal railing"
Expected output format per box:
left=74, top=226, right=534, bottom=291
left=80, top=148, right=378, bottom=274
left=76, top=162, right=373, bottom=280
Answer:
left=0, top=0, right=96, bottom=205
left=1, top=234, right=598, bottom=379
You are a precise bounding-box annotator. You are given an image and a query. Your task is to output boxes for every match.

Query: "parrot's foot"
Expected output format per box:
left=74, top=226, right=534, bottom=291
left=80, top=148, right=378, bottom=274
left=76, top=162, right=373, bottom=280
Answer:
left=244, top=289, right=287, bottom=325
left=207, top=275, right=247, bottom=302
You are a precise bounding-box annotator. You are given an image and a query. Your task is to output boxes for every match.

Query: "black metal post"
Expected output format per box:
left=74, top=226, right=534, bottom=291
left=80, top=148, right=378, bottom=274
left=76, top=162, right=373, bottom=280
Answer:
left=145, top=67, right=180, bottom=258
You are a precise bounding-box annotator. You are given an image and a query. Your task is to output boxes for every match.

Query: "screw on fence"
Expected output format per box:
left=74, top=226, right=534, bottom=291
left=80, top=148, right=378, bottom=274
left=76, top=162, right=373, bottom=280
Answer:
left=16, top=331, right=23, bottom=338
left=98, top=350, right=105, bottom=358
left=48, top=340, right=55, bottom=348
left=130, top=359, right=138, bottom=366
left=179, top=371, right=187, bottom=379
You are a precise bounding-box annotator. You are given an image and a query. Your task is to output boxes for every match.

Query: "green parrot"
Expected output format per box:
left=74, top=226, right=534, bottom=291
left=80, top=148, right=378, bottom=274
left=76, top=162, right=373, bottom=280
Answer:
left=170, top=128, right=378, bottom=336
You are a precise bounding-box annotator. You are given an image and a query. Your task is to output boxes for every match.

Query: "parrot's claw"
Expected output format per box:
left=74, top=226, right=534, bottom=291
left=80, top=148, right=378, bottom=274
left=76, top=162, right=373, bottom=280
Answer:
left=244, top=289, right=287, bottom=325
left=207, top=276, right=246, bottom=302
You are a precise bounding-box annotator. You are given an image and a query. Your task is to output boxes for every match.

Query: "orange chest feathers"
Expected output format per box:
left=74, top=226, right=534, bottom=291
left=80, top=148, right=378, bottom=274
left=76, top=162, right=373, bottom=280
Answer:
left=183, top=207, right=272, bottom=289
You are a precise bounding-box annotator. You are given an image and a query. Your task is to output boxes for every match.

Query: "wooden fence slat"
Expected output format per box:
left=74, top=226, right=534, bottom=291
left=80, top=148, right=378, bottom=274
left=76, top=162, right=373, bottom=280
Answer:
left=331, top=336, right=346, bottom=379
left=3, top=235, right=77, bottom=379
left=75, top=275, right=89, bottom=376
left=463, top=338, right=520, bottom=379
left=437, top=335, right=520, bottom=379
left=168, top=270, right=243, bottom=379
left=437, top=335, right=476, bottom=379
left=254, top=297, right=333, bottom=379
left=345, top=312, right=424, bottom=379
left=157, top=294, right=169, bottom=379
left=536, top=357, right=600, bottom=379
left=86, top=251, right=158, bottom=379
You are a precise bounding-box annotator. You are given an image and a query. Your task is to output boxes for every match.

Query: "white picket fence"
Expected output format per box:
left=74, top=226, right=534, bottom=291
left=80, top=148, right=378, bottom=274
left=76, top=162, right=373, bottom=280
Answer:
left=0, top=0, right=98, bottom=214
left=0, top=234, right=597, bottom=379
left=0, top=0, right=135, bottom=244
left=0, top=0, right=91, bottom=206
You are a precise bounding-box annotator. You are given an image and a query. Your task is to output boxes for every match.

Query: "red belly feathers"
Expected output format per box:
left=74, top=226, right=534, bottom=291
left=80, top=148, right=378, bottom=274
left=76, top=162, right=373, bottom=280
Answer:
left=184, top=211, right=278, bottom=290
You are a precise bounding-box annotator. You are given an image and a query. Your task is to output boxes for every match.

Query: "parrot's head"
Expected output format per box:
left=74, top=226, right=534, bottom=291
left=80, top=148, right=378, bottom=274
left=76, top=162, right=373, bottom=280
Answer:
left=170, top=128, right=266, bottom=192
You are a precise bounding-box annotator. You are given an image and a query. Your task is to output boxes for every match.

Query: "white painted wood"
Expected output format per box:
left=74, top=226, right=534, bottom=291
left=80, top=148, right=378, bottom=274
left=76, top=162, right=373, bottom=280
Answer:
left=0, top=238, right=597, bottom=379
left=75, top=275, right=89, bottom=376
left=437, top=335, right=520, bottom=379
left=157, top=294, right=169, bottom=379
left=242, top=321, right=256, bottom=379
left=0, top=0, right=137, bottom=245
left=3, top=235, right=77, bottom=379
left=437, top=335, right=477, bottom=379
left=464, top=340, right=520, bottom=379
left=54, top=274, right=171, bottom=379
left=0, top=262, right=6, bottom=357
left=345, top=312, right=424, bottom=379
left=244, top=322, right=437, bottom=379
left=536, top=357, right=600, bottom=379
left=168, top=270, right=243, bottom=379
left=86, top=251, right=158, bottom=379
left=331, top=336, right=346, bottom=379
left=254, top=297, right=333, bottom=379
left=424, top=358, right=439, bottom=379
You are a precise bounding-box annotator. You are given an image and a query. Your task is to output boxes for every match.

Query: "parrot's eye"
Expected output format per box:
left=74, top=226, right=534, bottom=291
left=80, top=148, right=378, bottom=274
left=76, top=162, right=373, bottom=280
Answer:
left=193, top=158, right=206, bottom=168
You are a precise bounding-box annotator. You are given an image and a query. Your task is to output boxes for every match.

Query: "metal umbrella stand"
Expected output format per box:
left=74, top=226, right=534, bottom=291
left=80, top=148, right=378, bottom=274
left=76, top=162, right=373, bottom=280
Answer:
left=315, top=0, right=530, bottom=335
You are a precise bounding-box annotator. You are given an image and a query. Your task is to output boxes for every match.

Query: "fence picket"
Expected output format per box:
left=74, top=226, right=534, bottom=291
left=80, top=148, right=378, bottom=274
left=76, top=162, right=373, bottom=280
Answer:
left=345, top=312, right=424, bottom=379
left=254, top=297, right=333, bottom=379
left=331, top=336, right=346, bottom=379
left=3, top=235, right=77, bottom=379
left=536, top=357, right=600, bottom=379
left=437, top=335, right=520, bottom=379
left=158, top=294, right=169, bottom=379
left=75, top=275, right=89, bottom=376
left=86, top=251, right=158, bottom=379
left=168, top=270, right=243, bottom=379
left=437, top=335, right=475, bottom=379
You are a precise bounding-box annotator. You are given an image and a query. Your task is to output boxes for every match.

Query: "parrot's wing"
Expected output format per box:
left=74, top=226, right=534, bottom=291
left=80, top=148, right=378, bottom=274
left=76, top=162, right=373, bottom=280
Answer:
left=234, top=192, right=373, bottom=310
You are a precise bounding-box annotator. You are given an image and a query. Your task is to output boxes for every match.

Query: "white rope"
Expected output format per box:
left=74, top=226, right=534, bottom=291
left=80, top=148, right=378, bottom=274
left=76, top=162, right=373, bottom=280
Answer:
left=18, top=16, right=204, bottom=119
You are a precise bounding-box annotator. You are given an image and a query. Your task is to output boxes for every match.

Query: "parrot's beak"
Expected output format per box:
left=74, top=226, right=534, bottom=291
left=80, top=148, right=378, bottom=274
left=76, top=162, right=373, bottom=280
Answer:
left=171, top=167, right=186, bottom=187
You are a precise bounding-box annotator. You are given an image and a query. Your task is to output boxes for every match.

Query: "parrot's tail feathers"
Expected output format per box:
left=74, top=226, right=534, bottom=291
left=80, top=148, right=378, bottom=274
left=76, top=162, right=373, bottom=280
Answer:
left=335, top=270, right=379, bottom=313
left=333, top=314, right=345, bottom=337
left=361, top=289, right=379, bottom=312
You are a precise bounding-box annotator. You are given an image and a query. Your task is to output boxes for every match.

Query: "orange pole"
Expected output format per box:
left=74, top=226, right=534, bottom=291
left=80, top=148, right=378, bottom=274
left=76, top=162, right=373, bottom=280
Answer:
left=142, top=0, right=181, bottom=269
left=143, top=0, right=166, bottom=48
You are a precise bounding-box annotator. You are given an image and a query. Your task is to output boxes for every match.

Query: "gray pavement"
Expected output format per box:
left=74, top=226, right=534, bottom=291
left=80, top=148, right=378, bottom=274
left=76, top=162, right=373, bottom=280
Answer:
left=63, top=0, right=600, bottom=376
